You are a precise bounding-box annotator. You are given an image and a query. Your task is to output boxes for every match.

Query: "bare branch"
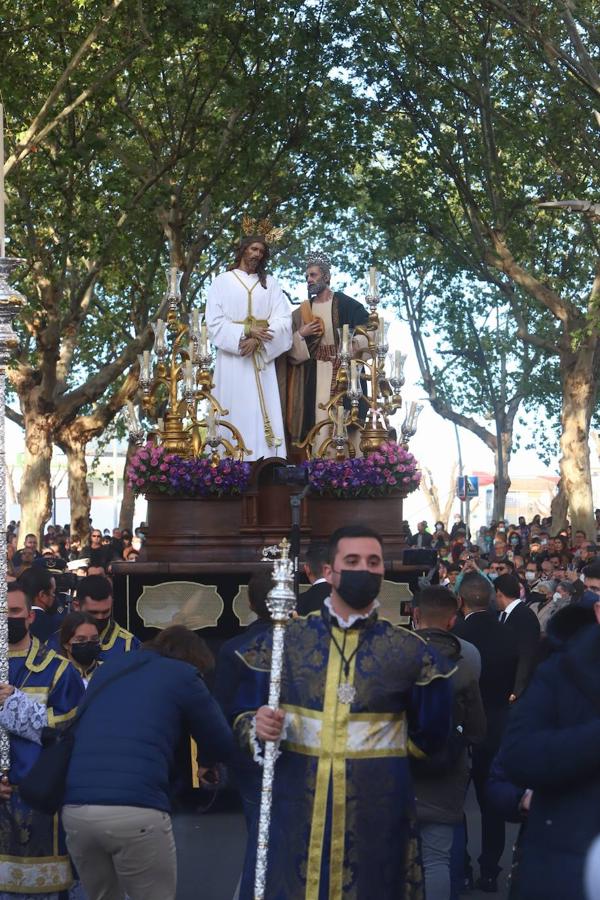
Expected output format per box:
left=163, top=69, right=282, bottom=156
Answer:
left=5, top=407, right=24, bottom=428
left=5, top=0, right=127, bottom=176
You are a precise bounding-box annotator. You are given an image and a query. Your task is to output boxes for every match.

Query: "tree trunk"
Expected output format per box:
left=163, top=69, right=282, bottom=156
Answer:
left=550, top=478, right=569, bottom=531
left=559, top=345, right=598, bottom=538
left=18, top=418, right=53, bottom=543
left=60, top=437, right=92, bottom=546
left=492, top=429, right=512, bottom=522
left=118, top=440, right=137, bottom=531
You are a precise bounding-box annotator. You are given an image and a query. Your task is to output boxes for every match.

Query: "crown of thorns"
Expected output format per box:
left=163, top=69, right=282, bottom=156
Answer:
left=241, top=214, right=287, bottom=244
left=305, top=251, right=331, bottom=272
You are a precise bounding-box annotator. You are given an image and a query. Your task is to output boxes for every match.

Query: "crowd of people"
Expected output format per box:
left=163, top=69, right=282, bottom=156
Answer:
left=402, top=510, right=600, bottom=899
left=0, top=512, right=599, bottom=900
left=7, top=521, right=144, bottom=581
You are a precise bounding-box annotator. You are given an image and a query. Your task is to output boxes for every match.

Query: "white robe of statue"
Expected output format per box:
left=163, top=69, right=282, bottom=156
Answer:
left=206, top=268, right=292, bottom=460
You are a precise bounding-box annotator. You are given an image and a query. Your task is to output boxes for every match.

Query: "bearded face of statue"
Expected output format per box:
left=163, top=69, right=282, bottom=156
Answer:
left=306, top=264, right=330, bottom=298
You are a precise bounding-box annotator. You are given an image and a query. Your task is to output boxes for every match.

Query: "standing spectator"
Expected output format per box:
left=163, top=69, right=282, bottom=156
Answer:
left=80, top=528, right=114, bottom=571
left=453, top=573, right=518, bottom=892
left=450, top=514, right=471, bottom=541
left=582, top=560, right=600, bottom=595
left=408, top=521, right=433, bottom=548
left=297, top=542, right=330, bottom=615
left=500, top=596, right=600, bottom=899
left=432, top=521, right=451, bottom=548
left=17, top=566, right=66, bottom=644
left=12, top=533, right=42, bottom=570
left=494, top=574, right=541, bottom=700
left=412, top=586, right=486, bottom=900
left=62, top=626, right=234, bottom=900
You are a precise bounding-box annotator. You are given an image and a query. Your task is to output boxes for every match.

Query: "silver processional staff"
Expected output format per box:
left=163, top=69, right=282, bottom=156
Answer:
left=254, top=538, right=296, bottom=899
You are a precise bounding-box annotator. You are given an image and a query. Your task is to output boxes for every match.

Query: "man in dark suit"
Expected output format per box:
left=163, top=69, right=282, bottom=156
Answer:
left=213, top=570, right=272, bottom=826
left=17, top=564, right=67, bottom=644
left=453, top=572, right=519, bottom=893
left=296, top=542, right=330, bottom=615
left=408, top=521, right=433, bottom=549
left=494, top=573, right=541, bottom=699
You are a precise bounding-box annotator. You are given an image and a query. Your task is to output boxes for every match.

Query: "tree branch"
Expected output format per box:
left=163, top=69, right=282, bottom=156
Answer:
left=5, top=0, right=128, bottom=176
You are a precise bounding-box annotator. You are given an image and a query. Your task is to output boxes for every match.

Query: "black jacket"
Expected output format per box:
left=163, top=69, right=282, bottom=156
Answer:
left=297, top=580, right=330, bottom=616
left=500, top=601, right=541, bottom=697
left=453, top=610, right=518, bottom=748
left=408, top=532, right=433, bottom=548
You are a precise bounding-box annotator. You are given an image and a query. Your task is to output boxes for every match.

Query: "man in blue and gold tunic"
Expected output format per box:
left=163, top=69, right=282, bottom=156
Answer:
left=0, top=582, right=85, bottom=899
left=71, top=574, right=140, bottom=661
left=234, top=525, right=455, bottom=900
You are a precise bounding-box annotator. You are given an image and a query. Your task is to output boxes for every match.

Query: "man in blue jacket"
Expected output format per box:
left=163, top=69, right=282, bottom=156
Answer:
left=62, top=626, right=234, bottom=900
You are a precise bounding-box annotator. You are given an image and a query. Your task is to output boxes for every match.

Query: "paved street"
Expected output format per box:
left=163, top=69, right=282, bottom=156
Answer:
left=173, top=786, right=520, bottom=899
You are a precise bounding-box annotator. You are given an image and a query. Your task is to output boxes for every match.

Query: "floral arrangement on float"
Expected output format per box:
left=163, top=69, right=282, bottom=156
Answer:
left=304, top=441, right=421, bottom=499
left=127, top=443, right=252, bottom=498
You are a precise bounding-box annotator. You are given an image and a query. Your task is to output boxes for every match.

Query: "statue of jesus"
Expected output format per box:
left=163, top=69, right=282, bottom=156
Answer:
left=205, top=229, right=292, bottom=460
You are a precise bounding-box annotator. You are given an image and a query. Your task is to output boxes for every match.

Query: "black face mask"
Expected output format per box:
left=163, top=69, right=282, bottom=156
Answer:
left=70, top=642, right=101, bottom=668
left=333, top=570, right=382, bottom=610
left=8, top=618, right=28, bottom=645
left=92, top=617, right=111, bottom=636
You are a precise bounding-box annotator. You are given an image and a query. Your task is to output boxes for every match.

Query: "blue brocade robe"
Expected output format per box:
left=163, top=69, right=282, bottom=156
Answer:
left=234, top=608, right=454, bottom=900
left=0, top=637, right=85, bottom=895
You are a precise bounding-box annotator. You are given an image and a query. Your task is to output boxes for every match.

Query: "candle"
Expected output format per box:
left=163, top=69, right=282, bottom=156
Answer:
left=169, top=266, right=178, bottom=296
left=394, top=350, right=402, bottom=376
left=153, top=319, right=166, bottom=355
left=191, top=309, right=200, bottom=333
left=342, top=324, right=349, bottom=353
left=337, top=405, right=344, bottom=429
left=200, top=322, right=208, bottom=355
left=207, top=408, right=218, bottom=440
left=143, top=350, right=150, bottom=379
left=184, top=360, right=194, bottom=393
left=378, top=316, right=385, bottom=346
left=157, top=417, right=164, bottom=432
left=369, top=266, right=377, bottom=295
left=350, top=359, right=358, bottom=391
left=125, top=400, right=137, bottom=427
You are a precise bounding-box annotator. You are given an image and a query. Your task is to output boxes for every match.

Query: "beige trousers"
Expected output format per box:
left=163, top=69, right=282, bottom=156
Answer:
left=62, top=805, right=177, bottom=900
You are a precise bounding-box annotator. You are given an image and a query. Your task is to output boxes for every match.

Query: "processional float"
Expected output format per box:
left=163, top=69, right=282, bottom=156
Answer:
left=125, top=256, right=425, bottom=897
left=126, top=263, right=423, bottom=461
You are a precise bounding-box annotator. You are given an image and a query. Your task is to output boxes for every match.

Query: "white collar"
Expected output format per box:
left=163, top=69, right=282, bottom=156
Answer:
left=503, top=597, right=522, bottom=619
left=312, top=577, right=327, bottom=586
left=324, top=596, right=379, bottom=630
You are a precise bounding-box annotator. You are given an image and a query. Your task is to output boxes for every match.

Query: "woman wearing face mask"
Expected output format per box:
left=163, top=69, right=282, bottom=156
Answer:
left=534, top=579, right=574, bottom=633
left=507, top=531, right=522, bottom=555
left=432, top=521, right=450, bottom=548
left=60, top=612, right=101, bottom=687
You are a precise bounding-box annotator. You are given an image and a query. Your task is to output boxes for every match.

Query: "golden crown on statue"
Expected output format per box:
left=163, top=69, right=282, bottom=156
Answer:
left=241, top=214, right=287, bottom=245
